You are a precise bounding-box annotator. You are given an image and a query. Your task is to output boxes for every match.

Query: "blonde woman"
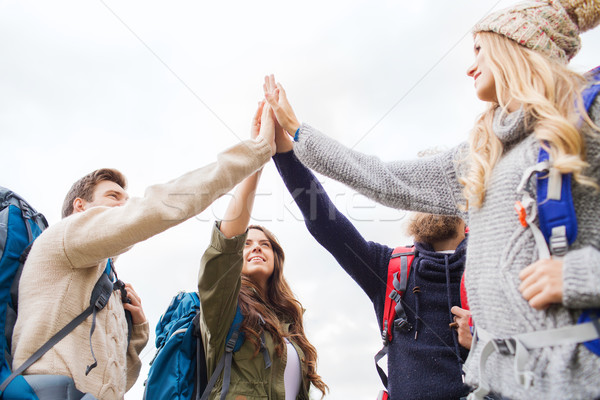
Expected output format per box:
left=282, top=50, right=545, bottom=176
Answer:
left=263, top=1, right=600, bottom=399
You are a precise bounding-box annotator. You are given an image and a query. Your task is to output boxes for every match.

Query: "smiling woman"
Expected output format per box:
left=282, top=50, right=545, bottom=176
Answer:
left=242, top=227, right=276, bottom=293
left=196, top=103, right=327, bottom=400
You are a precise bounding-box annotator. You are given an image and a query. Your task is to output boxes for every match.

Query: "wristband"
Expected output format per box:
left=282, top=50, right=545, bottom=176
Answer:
left=293, top=128, right=300, bottom=142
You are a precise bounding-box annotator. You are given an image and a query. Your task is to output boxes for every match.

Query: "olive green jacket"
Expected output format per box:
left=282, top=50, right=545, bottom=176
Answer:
left=197, top=223, right=311, bottom=400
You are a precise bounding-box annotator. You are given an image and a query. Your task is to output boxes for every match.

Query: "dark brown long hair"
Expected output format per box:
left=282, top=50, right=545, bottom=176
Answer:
left=238, top=225, right=328, bottom=397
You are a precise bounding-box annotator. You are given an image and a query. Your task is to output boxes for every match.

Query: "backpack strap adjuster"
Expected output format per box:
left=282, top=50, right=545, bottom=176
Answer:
left=549, top=225, right=568, bottom=257
left=381, top=321, right=389, bottom=345
left=393, top=317, right=412, bottom=333
left=491, top=338, right=516, bottom=356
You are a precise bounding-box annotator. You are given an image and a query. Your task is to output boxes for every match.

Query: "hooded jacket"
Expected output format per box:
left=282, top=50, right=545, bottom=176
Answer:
left=274, top=151, right=469, bottom=400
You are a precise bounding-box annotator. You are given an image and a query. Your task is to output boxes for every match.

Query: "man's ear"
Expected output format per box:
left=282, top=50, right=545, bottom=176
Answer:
left=73, top=198, right=86, bottom=214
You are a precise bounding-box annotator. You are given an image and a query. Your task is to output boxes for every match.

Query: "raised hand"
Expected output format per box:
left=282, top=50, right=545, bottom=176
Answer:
left=251, top=100, right=265, bottom=140
left=274, top=116, right=293, bottom=153
left=263, top=74, right=300, bottom=137
left=256, top=101, right=276, bottom=156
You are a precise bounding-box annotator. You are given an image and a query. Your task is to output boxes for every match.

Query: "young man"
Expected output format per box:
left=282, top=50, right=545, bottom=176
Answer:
left=272, top=130, right=469, bottom=399
left=10, top=104, right=276, bottom=399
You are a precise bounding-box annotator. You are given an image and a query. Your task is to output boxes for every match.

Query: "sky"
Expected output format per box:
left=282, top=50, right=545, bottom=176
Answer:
left=1, top=1, right=599, bottom=398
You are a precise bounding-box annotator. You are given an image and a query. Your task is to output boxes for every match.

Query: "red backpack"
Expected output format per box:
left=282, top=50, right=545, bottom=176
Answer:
left=375, top=246, right=416, bottom=400
left=375, top=246, right=470, bottom=400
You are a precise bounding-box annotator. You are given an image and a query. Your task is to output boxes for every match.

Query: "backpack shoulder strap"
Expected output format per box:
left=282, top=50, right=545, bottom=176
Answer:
left=0, top=269, right=116, bottom=393
left=583, top=65, right=600, bottom=111
left=375, top=246, right=415, bottom=390
left=199, top=304, right=246, bottom=400
left=534, top=67, right=600, bottom=257
left=381, top=246, right=415, bottom=345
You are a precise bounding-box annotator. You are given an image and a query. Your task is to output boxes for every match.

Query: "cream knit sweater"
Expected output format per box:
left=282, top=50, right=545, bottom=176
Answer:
left=12, top=137, right=272, bottom=399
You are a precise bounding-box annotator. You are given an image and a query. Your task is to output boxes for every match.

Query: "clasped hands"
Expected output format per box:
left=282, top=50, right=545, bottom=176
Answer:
left=251, top=74, right=301, bottom=155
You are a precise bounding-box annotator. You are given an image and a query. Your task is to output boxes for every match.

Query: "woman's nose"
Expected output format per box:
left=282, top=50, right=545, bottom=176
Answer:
left=467, top=62, right=477, bottom=77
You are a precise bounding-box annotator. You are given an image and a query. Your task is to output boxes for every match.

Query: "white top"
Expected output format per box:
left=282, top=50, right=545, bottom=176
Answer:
left=284, top=339, right=302, bottom=399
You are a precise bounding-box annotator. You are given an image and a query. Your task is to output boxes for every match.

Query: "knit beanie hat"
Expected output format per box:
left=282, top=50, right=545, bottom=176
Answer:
left=474, top=0, right=600, bottom=63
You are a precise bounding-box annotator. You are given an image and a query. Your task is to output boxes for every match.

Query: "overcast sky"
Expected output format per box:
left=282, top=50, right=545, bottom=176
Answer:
left=2, top=1, right=599, bottom=398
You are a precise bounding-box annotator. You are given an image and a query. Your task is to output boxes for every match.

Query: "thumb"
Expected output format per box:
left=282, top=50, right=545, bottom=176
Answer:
left=277, top=83, right=287, bottom=100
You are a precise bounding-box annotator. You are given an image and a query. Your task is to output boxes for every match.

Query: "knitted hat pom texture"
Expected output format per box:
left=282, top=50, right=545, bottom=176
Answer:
left=561, top=0, right=600, bottom=31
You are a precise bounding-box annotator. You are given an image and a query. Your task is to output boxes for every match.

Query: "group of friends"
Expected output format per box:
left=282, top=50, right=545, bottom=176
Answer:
left=9, top=0, right=600, bottom=399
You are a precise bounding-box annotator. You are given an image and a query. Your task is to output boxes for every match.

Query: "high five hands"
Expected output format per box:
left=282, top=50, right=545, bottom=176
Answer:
left=263, top=74, right=300, bottom=153
left=253, top=99, right=277, bottom=156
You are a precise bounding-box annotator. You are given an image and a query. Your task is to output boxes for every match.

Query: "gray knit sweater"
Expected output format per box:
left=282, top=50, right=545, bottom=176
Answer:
left=292, top=99, right=600, bottom=399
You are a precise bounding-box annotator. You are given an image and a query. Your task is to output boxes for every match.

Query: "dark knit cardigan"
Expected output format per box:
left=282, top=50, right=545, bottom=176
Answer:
left=273, top=151, right=469, bottom=400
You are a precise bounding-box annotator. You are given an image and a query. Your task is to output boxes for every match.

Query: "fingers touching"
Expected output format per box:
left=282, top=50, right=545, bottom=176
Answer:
left=263, top=74, right=300, bottom=136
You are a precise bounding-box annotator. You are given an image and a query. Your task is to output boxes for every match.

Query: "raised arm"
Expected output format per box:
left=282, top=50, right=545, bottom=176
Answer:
left=219, top=103, right=272, bottom=238
left=273, top=131, right=391, bottom=300
left=264, top=74, right=467, bottom=219
left=60, top=102, right=275, bottom=269
left=197, top=102, right=276, bottom=375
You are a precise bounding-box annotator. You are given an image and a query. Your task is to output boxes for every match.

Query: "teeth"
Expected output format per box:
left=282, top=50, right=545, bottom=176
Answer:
left=249, top=257, right=263, bottom=262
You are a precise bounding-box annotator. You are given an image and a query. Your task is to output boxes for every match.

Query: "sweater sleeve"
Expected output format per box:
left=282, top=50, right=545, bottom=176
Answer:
left=125, top=321, right=149, bottom=391
left=197, top=222, right=246, bottom=375
left=273, top=151, right=391, bottom=301
left=292, top=123, right=468, bottom=219
left=62, top=137, right=271, bottom=269
left=562, top=246, right=600, bottom=308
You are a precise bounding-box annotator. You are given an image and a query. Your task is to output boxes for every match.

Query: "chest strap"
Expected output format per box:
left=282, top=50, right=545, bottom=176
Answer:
left=467, top=318, right=600, bottom=400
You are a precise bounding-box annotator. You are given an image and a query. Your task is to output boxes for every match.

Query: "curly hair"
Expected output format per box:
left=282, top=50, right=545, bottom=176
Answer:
left=460, top=32, right=598, bottom=209
left=237, top=225, right=328, bottom=397
left=407, top=213, right=464, bottom=244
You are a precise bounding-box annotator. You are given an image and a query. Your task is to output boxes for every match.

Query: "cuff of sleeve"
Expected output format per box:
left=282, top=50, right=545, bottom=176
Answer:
left=133, top=321, right=149, bottom=336
left=254, top=135, right=274, bottom=162
left=131, top=321, right=150, bottom=349
left=294, top=123, right=309, bottom=144
left=211, top=221, right=248, bottom=254
left=563, top=247, right=600, bottom=308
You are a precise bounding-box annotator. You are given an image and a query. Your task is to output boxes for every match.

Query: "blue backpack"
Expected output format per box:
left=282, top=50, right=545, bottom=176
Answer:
left=516, top=66, right=600, bottom=354
left=0, top=187, right=131, bottom=399
left=144, top=292, right=246, bottom=400
left=0, top=187, right=48, bottom=398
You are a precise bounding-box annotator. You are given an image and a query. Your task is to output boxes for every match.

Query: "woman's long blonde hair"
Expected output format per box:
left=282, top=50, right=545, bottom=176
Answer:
left=238, top=225, right=328, bottom=397
left=460, top=32, right=598, bottom=209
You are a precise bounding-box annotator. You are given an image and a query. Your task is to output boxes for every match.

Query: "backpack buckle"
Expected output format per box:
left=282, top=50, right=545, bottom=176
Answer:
left=514, top=201, right=528, bottom=227
left=394, top=317, right=412, bottom=333
left=549, top=226, right=568, bottom=256
left=492, top=338, right=516, bottom=355
left=381, top=321, right=389, bottom=345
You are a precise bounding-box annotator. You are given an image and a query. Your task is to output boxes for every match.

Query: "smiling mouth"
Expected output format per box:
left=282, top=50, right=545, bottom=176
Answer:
left=248, top=256, right=265, bottom=262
